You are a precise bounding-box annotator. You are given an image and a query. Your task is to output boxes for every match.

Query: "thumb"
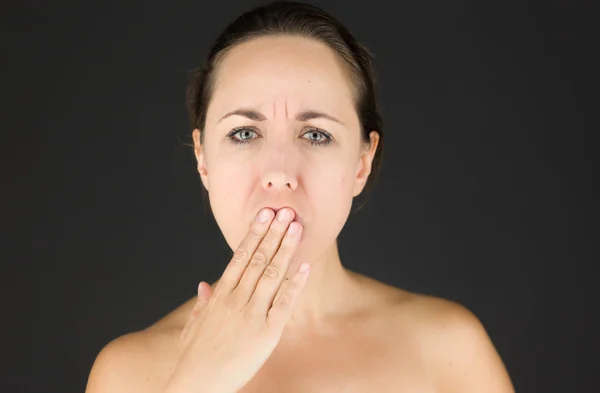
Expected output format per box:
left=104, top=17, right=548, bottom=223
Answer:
left=179, top=281, right=213, bottom=345
left=196, top=281, right=213, bottom=306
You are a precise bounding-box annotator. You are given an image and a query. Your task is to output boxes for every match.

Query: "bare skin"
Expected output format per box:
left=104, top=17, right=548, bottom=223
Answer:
left=86, top=272, right=514, bottom=393
left=85, top=35, right=514, bottom=392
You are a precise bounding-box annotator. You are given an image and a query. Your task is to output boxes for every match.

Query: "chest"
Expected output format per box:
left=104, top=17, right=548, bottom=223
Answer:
left=237, top=336, right=435, bottom=393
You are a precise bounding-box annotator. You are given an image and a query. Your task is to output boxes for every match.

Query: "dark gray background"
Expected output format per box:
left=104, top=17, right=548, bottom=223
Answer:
left=4, top=0, right=595, bottom=392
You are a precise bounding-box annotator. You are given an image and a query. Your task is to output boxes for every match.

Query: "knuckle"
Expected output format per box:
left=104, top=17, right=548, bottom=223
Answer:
left=250, top=224, right=264, bottom=237
left=279, top=237, right=295, bottom=252
left=269, top=226, right=285, bottom=237
left=276, top=293, right=291, bottom=309
left=288, top=277, right=302, bottom=291
left=190, top=306, right=201, bottom=318
left=249, top=250, right=268, bottom=266
left=232, top=246, right=249, bottom=263
left=263, top=265, right=281, bottom=280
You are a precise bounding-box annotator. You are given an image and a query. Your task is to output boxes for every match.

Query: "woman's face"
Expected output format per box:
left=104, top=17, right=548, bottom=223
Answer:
left=193, top=35, right=378, bottom=263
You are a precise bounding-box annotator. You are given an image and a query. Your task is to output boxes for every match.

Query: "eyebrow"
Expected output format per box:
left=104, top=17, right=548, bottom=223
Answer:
left=218, top=108, right=344, bottom=125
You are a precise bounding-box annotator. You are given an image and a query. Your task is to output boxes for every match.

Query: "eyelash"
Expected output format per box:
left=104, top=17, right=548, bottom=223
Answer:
left=226, top=127, right=333, bottom=147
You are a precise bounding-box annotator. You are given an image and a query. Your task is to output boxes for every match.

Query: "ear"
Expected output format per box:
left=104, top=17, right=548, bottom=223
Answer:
left=192, top=128, right=209, bottom=192
left=353, top=131, right=380, bottom=197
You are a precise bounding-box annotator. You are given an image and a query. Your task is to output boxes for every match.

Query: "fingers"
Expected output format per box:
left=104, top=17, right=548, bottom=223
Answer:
left=247, top=219, right=303, bottom=314
left=272, top=273, right=291, bottom=306
left=234, top=208, right=299, bottom=306
left=180, top=281, right=212, bottom=346
left=196, top=281, right=212, bottom=307
left=266, top=262, right=311, bottom=328
left=214, top=208, right=275, bottom=298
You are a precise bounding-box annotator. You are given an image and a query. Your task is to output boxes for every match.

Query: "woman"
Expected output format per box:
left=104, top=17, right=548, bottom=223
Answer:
left=86, top=1, right=514, bottom=392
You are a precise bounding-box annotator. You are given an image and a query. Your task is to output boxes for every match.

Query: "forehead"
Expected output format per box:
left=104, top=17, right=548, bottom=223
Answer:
left=208, top=35, right=356, bottom=121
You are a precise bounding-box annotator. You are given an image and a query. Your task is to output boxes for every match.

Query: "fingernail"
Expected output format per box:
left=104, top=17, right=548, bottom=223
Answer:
left=258, top=209, right=272, bottom=223
left=278, top=208, right=291, bottom=222
left=287, top=221, right=300, bottom=235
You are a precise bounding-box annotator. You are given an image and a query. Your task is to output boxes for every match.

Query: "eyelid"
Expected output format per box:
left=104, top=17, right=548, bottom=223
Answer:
left=226, top=126, right=332, bottom=139
left=226, top=126, right=333, bottom=147
left=225, top=126, right=260, bottom=140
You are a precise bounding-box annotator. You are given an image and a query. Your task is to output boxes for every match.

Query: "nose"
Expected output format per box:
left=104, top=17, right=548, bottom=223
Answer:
left=263, top=171, right=297, bottom=191
left=260, top=132, right=298, bottom=192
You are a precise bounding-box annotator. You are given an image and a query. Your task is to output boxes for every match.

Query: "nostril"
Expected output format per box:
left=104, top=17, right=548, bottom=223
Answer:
left=267, top=182, right=291, bottom=188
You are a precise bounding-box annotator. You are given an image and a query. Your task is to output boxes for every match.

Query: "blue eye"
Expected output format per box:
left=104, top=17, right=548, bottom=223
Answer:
left=227, top=128, right=257, bottom=143
left=226, top=127, right=332, bottom=147
left=303, top=129, right=332, bottom=146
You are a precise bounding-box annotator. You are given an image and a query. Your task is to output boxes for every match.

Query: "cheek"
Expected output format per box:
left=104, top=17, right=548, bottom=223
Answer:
left=207, top=162, right=254, bottom=249
left=304, top=161, right=354, bottom=235
left=206, top=151, right=357, bottom=255
left=309, top=159, right=354, bottom=197
left=210, top=164, right=247, bottom=204
left=339, top=174, right=347, bottom=189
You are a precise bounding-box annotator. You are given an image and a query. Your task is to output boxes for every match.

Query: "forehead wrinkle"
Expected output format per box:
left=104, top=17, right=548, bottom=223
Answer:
left=271, top=95, right=291, bottom=121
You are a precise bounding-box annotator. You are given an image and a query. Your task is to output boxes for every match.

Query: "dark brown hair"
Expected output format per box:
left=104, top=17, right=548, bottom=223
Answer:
left=185, top=0, right=384, bottom=214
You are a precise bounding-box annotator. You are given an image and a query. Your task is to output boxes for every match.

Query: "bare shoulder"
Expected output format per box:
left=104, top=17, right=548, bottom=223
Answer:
left=85, top=304, right=192, bottom=393
left=387, top=288, right=515, bottom=393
